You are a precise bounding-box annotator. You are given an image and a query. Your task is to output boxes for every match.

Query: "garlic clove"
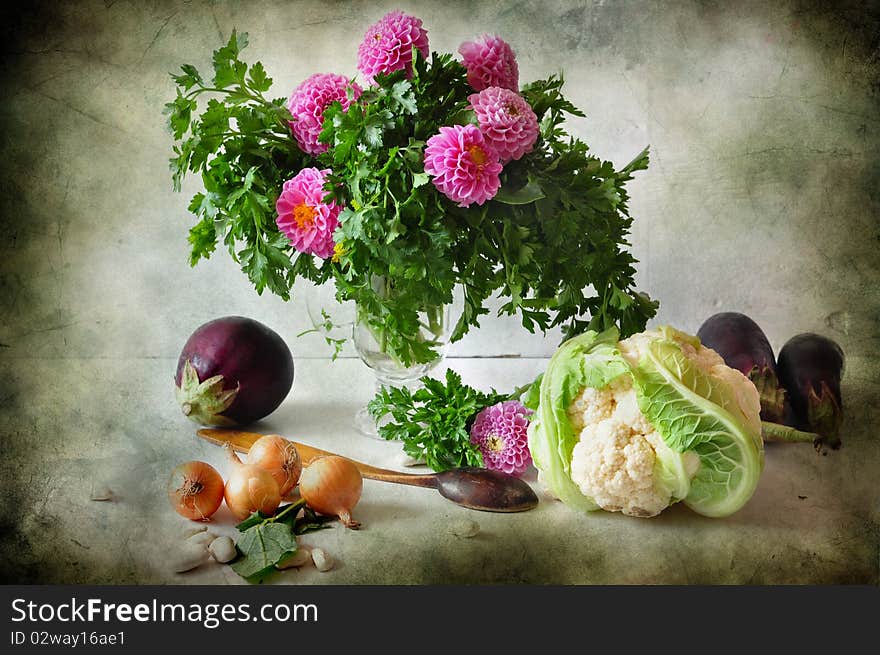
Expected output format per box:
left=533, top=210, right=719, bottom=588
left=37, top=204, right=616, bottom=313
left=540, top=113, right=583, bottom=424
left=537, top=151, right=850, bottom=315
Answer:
left=208, top=536, right=237, bottom=563
left=311, top=547, right=334, bottom=572
left=276, top=548, right=311, bottom=570
left=186, top=531, right=216, bottom=549
left=180, top=525, right=209, bottom=540
left=170, top=544, right=211, bottom=573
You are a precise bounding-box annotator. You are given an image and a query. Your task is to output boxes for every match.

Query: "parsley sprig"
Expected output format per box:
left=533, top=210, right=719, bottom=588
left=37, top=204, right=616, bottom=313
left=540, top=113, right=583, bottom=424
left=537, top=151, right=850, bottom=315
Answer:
left=166, top=31, right=658, bottom=367
left=367, top=368, right=512, bottom=471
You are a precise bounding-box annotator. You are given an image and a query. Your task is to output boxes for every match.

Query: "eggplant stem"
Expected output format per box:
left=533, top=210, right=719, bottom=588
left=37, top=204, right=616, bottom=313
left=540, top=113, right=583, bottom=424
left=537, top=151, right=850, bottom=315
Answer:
left=761, top=421, right=820, bottom=445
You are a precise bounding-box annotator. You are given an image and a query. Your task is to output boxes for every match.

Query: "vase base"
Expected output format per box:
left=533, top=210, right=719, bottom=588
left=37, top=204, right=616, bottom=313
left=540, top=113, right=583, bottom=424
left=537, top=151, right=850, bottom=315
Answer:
left=354, top=404, right=384, bottom=440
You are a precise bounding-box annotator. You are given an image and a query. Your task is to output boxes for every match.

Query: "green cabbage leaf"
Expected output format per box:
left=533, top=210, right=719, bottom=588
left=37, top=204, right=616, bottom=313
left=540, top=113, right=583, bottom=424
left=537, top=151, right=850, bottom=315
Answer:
left=628, top=331, right=764, bottom=517
left=527, top=326, right=764, bottom=518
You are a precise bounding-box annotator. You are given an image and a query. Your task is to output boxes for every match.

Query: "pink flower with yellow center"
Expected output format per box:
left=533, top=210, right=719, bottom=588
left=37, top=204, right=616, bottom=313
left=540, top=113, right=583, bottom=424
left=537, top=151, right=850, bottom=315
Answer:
left=469, top=400, right=533, bottom=477
left=287, top=73, right=362, bottom=155
left=423, top=124, right=503, bottom=207
left=469, top=87, right=539, bottom=162
left=275, top=167, right=341, bottom=259
left=458, top=34, right=519, bottom=92
left=357, top=10, right=429, bottom=85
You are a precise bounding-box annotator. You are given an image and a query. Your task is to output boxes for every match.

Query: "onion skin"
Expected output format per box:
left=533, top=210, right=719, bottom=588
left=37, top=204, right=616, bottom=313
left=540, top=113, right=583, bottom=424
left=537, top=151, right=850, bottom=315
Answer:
left=167, top=461, right=225, bottom=521
left=223, top=444, right=282, bottom=520
left=247, top=434, right=302, bottom=496
left=299, top=456, right=363, bottom=529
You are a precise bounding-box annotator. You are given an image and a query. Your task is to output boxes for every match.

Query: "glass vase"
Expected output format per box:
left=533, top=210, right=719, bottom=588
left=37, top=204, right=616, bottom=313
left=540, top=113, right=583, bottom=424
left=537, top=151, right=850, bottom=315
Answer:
left=352, top=277, right=460, bottom=437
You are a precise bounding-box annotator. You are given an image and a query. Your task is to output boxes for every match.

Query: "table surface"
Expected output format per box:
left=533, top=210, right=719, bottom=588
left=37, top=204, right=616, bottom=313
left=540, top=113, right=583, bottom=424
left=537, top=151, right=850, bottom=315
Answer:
left=1, top=1, right=878, bottom=586
left=2, top=354, right=877, bottom=585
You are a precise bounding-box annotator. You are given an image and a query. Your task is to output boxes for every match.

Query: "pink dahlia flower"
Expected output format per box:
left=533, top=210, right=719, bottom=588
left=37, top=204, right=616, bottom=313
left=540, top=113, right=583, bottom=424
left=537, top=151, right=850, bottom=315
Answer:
left=275, top=167, right=340, bottom=259
left=470, top=400, right=533, bottom=477
left=458, top=34, right=519, bottom=92
left=287, top=73, right=362, bottom=155
left=469, top=87, right=539, bottom=162
left=423, top=124, right=503, bottom=207
left=357, top=10, right=429, bottom=85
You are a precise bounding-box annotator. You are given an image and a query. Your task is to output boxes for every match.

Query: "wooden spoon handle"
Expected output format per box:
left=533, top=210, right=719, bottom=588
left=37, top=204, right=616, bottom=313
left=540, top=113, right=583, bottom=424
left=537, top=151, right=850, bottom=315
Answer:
left=197, top=428, right=439, bottom=489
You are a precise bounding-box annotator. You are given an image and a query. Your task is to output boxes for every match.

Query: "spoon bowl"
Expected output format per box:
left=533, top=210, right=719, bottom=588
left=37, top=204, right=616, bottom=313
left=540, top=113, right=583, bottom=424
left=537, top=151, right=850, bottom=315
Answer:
left=435, top=467, right=538, bottom=512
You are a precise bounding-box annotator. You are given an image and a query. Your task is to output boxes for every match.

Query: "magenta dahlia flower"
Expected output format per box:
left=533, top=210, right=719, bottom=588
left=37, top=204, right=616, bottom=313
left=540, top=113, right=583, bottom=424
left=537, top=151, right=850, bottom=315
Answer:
left=470, top=400, right=533, bottom=477
left=458, top=34, right=519, bottom=92
left=357, top=10, right=429, bottom=85
left=287, top=73, right=362, bottom=155
left=423, top=124, right=503, bottom=207
left=275, top=167, right=340, bottom=259
left=469, top=87, right=539, bottom=162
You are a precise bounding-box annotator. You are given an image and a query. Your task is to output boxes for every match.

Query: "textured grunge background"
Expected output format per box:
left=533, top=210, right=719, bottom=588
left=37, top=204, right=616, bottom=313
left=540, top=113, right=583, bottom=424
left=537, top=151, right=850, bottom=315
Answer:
left=0, top=0, right=878, bottom=584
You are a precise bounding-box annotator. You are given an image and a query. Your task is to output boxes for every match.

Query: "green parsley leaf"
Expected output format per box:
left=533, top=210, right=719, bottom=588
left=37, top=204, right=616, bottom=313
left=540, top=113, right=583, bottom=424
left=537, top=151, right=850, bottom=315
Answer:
left=368, top=368, right=510, bottom=471
left=247, top=61, right=272, bottom=93
left=187, top=215, right=218, bottom=266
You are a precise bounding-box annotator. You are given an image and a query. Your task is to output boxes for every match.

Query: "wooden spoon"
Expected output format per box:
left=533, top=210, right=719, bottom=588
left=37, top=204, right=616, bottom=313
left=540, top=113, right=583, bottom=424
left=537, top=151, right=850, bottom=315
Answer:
left=198, top=428, right=538, bottom=513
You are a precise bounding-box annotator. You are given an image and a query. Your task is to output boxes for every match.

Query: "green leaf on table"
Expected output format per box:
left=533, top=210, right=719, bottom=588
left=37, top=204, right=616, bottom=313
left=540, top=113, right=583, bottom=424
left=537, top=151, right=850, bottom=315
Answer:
left=293, top=506, right=336, bottom=535
left=230, top=521, right=298, bottom=582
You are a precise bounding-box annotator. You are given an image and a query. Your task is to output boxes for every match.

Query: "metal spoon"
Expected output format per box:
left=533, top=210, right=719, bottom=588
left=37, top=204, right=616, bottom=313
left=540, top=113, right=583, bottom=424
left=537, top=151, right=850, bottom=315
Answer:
left=197, top=428, right=539, bottom=513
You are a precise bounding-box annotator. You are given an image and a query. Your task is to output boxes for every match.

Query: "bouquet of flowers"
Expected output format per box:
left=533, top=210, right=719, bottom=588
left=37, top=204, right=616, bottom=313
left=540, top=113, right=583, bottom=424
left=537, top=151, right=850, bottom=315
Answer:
left=165, top=10, right=657, bottom=367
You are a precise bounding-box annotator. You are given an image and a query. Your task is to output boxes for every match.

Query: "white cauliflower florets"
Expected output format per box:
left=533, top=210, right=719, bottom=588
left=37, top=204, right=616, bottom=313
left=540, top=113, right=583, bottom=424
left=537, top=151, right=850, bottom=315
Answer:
left=569, top=380, right=675, bottom=517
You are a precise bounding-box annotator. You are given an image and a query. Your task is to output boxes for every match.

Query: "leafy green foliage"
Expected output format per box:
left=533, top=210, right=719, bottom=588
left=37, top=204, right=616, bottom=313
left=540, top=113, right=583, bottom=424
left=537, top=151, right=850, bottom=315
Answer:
left=230, top=499, right=334, bottom=583
left=367, top=368, right=510, bottom=471
left=167, top=33, right=657, bottom=365
left=165, top=30, right=328, bottom=300
left=296, top=308, right=346, bottom=360
left=230, top=520, right=298, bottom=582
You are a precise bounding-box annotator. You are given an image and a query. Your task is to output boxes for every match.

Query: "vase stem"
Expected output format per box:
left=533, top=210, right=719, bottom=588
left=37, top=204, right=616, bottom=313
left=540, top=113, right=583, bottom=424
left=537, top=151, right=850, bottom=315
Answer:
left=351, top=279, right=462, bottom=439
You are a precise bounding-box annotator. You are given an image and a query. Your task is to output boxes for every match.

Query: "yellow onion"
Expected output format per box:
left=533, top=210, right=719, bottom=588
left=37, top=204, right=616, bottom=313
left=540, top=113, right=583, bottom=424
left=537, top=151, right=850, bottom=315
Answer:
left=167, top=460, right=225, bottom=521
left=299, top=456, right=363, bottom=529
left=223, top=444, right=281, bottom=520
left=247, top=434, right=302, bottom=496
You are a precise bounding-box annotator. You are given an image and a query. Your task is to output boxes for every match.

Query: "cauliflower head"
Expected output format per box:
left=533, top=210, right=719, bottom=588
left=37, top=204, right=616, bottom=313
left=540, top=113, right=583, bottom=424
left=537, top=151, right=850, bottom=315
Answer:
left=526, top=326, right=764, bottom=519
left=568, top=377, right=700, bottom=517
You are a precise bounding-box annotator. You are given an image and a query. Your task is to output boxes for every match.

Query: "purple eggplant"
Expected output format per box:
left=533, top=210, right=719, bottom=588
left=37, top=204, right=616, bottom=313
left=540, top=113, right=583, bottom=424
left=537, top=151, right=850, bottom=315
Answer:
left=696, top=312, right=786, bottom=423
left=777, top=333, right=845, bottom=451
left=174, top=316, right=294, bottom=426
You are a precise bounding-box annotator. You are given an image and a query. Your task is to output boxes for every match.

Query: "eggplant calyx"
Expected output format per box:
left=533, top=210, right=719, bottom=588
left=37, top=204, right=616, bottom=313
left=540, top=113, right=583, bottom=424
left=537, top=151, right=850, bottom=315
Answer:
left=175, top=360, right=239, bottom=427
left=806, top=382, right=843, bottom=452
left=747, top=365, right=786, bottom=423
